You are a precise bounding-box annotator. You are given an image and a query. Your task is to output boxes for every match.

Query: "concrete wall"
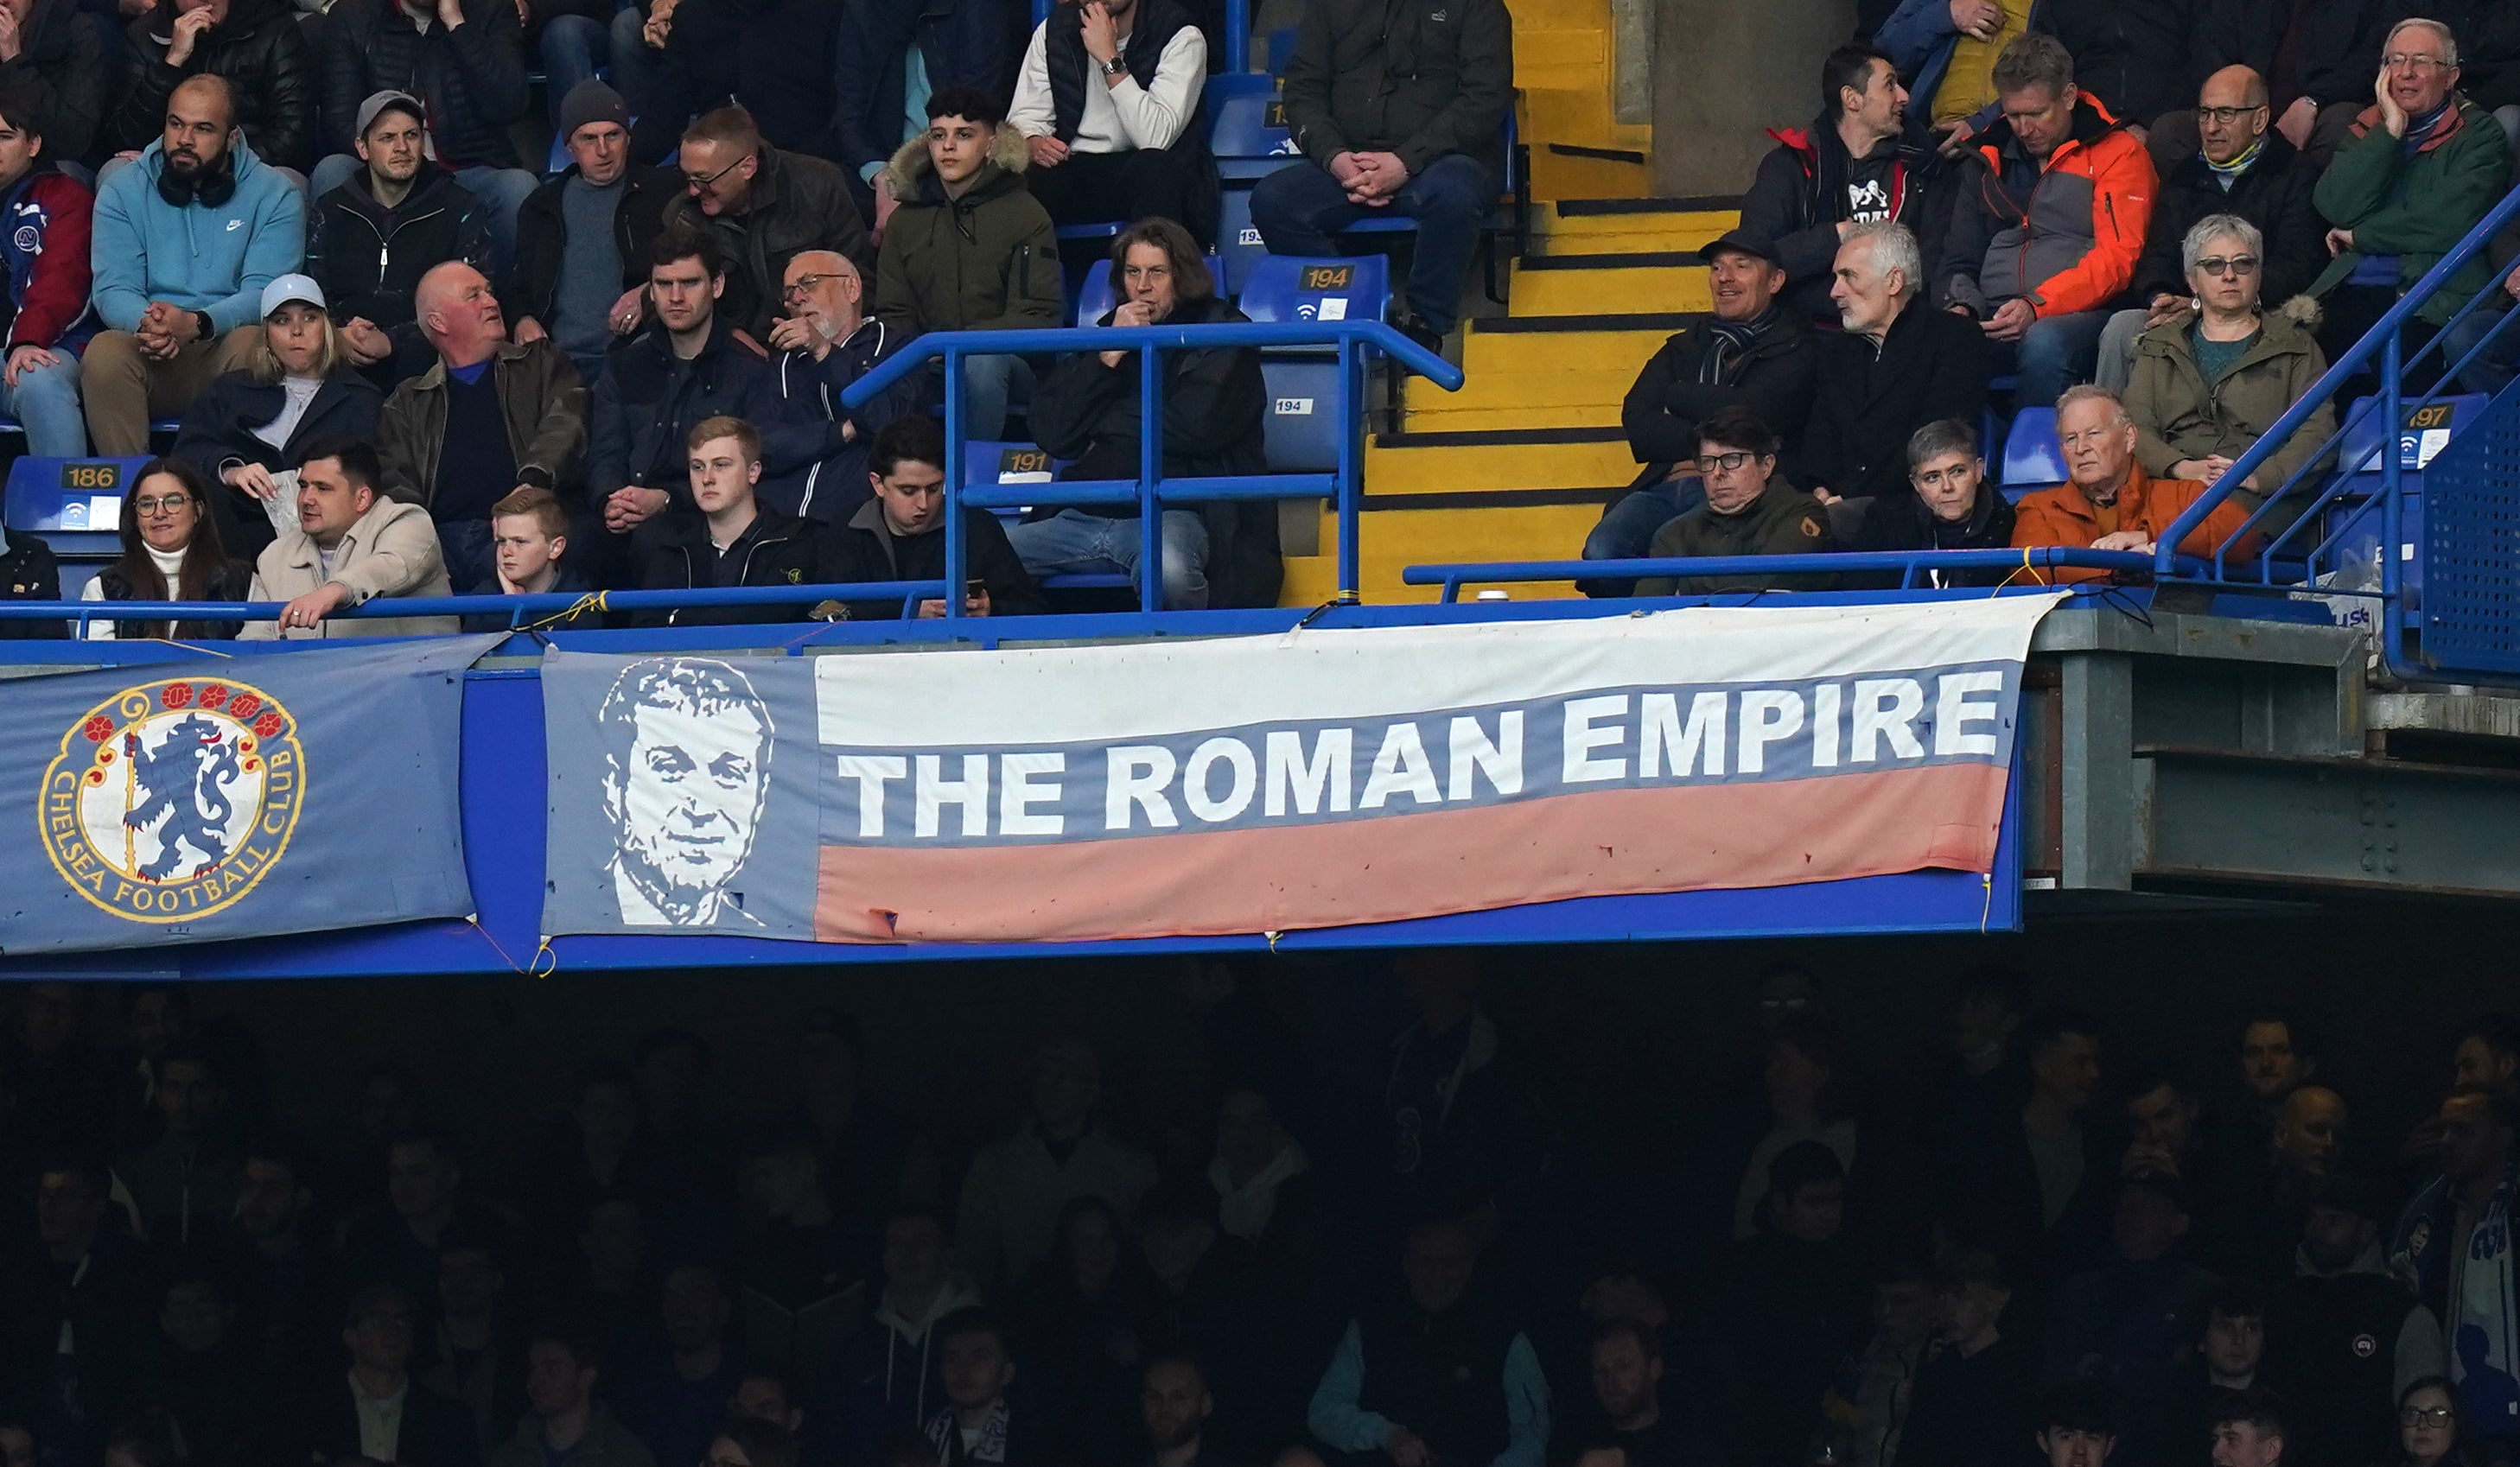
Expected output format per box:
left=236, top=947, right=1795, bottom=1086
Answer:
left=1651, top=0, right=1855, bottom=195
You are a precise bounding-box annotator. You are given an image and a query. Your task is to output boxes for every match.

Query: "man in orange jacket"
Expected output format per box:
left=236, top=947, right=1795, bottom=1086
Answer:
left=2012, top=385, right=2260, bottom=583
left=1938, top=34, right=2155, bottom=408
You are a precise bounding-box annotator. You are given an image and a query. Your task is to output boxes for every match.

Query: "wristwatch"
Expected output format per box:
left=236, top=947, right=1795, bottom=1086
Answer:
left=192, top=310, right=213, bottom=341
left=1102, top=55, right=1127, bottom=78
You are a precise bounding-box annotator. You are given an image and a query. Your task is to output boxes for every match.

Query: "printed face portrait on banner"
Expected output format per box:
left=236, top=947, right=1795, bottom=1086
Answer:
left=595, top=657, right=773, bottom=927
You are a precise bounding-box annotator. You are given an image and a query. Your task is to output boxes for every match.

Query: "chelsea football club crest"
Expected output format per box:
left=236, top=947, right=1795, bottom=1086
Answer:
left=40, top=677, right=308, bottom=922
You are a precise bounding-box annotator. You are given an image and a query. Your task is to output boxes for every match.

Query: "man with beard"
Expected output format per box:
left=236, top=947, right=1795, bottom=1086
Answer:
left=84, top=74, right=303, bottom=456
left=1142, top=1356, right=1220, bottom=1467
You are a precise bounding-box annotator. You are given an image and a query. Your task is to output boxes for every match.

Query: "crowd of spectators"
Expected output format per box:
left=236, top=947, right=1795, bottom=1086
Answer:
left=0, top=968, right=2514, bottom=1467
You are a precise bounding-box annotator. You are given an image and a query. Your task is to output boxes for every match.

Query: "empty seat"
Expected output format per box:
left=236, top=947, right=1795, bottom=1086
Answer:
left=1207, top=73, right=1295, bottom=181
left=1216, top=189, right=1268, bottom=295
left=4, top=455, right=155, bottom=565
left=1076, top=259, right=1117, bottom=324
left=1260, top=359, right=1347, bottom=471
left=2001, top=406, right=2065, bottom=491
left=1238, top=253, right=1390, bottom=341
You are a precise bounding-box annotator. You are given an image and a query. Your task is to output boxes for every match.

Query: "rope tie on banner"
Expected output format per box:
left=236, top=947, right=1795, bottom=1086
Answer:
left=467, top=914, right=557, bottom=977
left=525, top=591, right=608, bottom=632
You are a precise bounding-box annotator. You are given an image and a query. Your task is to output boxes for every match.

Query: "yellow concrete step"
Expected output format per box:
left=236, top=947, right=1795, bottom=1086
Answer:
left=1364, top=431, right=1639, bottom=492
left=1439, top=364, right=1651, bottom=411
left=1404, top=400, right=1622, bottom=432
left=1280, top=499, right=1612, bottom=605
left=1529, top=219, right=1727, bottom=257
left=1460, top=319, right=1679, bottom=377
left=1500, top=0, right=1613, bottom=35
left=1536, top=205, right=1739, bottom=243
left=1509, top=257, right=1710, bottom=315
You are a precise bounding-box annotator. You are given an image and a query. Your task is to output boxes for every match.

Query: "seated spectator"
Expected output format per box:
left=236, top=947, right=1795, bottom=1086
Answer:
left=2181, top=0, right=2383, bottom=168
left=2044, top=1175, right=2214, bottom=1467
left=118, top=1042, right=240, bottom=1249
left=2119, top=1064, right=2221, bottom=1200
left=2306, top=18, right=2512, bottom=390
left=1897, top=1251, right=2032, bottom=1467
left=735, top=1119, right=870, bottom=1383
left=1848, top=417, right=2019, bottom=585
left=1012, top=1195, right=1158, bottom=1464
left=626, top=416, right=823, bottom=627
left=2012, top=385, right=2260, bottom=582
left=1209, top=1085, right=1322, bottom=1266
left=1307, top=1216, right=1549, bottom=1467
left=2456, top=1015, right=2520, bottom=1093
left=2099, top=67, right=2324, bottom=392
left=1008, top=0, right=1215, bottom=244
left=830, top=1207, right=983, bottom=1462
left=237, top=434, right=460, bottom=638
left=306, top=90, right=491, bottom=386
left=1937, top=35, right=2156, bottom=407
left=623, top=0, right=847, bottom=179
left=2124, top=215, right=2332, bottom=524
left=2033, top=1384, right=2121, bottom=1467
left=2211, top=1390, right=2290, bottom=1467
left=760, top=251, right=912, bottom=525
left=663, top=107, right=872, bottom=345
left=0, top=76, right=94, bottom=460
left=1799, top=222, right=1989, bottom=502
left=589, top=225, right=780, bottom=559
left=1251, top=0, right=1511, bottom=350
left=105, top=0, right=316, bottom=176
left=1588, top=229, right=1817, bottom=594
left=171, top=274, right=385, bottom=564
left=506, top=82, right=677, bottom=384
left=85, top=75, right=303, bottom=459
left=312, top=0, right=536, bottom=266
left=1714, top=1141, right=1862, bottom=1466
left=1141, top=1356, right=1217, bottom=1467
left=461, top=486, right=592, bottom=629
left=876, top=86, right=1062, bottom=441
left=376, top=261, right=590, bottom=591
left=485, top=1326, right=653, bottom=1467
left=155, top=1268, right=266, bottom=1467
left=955, top=1035, right=1156, bottom=1290
left=1741, top=47, right=1925, bottom=325
left=830, top=0, right=1008, bottom=220
left=614, top=1262, right=748, bottom=1467
left=428, top=1236, right=530, bottom=1455
left=2203, top=1082, right=2348, bottom=1281
left=1562, top=1318, right=1700, bottom=1467
left=2388, top=1088, right=2518, bottom=1440
left=2172, top=1280, right=2269, bottom=1454
left=305, top=1283, right=480, bottom=1467
left=709, top=1419, right=799, bottom=1467
left=822, top=415, right=1046, bottom=621
left=2382, top=1379, right=2485, bottom=1467
left=77, top=457, right=251, bottom=640
left=1938, top=1007, right=2103, bottom=1283
left=1633, top=406, right=1839, bottom=598
left=1015, top=218, right=1271, bottom=611
left=920, top=1310, right=1050, bottom=1467
left=227, top=1136, right=335, bottom=1381
left=1830, top=1261, right=1939, bottom=1467
left=0, top=0, right=106, bottom=165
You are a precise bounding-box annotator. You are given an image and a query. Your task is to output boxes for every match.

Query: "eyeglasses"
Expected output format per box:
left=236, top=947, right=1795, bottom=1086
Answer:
left=1702, top=450, right=1758, bottom=473
left=780, top=273, right=845, bottom=302
left=2194, top=254, right=2261, bottom=277
left=131, top=494, right=195, bottom=515
left=683, top=156, right=746, bottom=193
left=2195, top=105, right=2268, bottom=125
left=2401, top=1408, right=2456, bottom=1427
left=2383, top=52, right=2452, bottom=71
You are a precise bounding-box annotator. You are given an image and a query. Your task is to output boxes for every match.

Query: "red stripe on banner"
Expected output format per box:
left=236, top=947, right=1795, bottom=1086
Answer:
left=814, top=763, right=2008, bottom=944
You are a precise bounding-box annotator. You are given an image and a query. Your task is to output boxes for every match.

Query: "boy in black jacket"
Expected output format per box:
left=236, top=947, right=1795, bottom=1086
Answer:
left=627, top=415, right=823, bottom=626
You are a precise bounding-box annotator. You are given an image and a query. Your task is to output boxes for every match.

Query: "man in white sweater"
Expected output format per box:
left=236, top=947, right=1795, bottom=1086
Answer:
left=1005, top=0, right=1217, bottom=245
left=954, top=1036, right=1155, bottom=1288
left=239, top=435, right=459, bottom=638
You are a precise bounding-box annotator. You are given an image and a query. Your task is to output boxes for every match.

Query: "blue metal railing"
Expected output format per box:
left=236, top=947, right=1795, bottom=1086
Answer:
left=0, top=580, right=951, bottom=633
left=1404, top=548, right=2162, bottom=600
left=2153, top=181, right=2520, bottom=683
left=842, top=318, right=1461, bottom=613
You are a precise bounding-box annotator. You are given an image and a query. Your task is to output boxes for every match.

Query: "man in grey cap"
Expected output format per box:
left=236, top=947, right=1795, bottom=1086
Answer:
left=306, top=89, right=492, bottom=385
left=505, top=79, right=677, bottom=383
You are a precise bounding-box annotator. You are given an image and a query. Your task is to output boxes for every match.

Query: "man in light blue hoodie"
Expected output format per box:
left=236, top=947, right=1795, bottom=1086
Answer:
left=85, top=73, right=305, bottom=456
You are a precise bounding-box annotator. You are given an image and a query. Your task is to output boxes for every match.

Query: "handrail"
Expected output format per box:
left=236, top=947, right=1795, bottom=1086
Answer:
left=843, top=318, right=1464, bottom=616
left=0, top=579, right=952, bottom=632
left=1405, top=548, right=2161, bottom=600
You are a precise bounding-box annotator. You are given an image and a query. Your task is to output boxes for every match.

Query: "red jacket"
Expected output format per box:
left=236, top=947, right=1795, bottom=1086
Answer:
left=1944, top=93, right=2156, bottom=319
left=0, top=169, right=94, bottom=353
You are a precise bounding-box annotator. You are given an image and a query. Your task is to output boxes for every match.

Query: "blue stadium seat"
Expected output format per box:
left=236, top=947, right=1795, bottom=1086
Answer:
left=4, top=456, right=155, bottom=562
left=0, top=418, right=179, bottom=442
left=1076, top=259, right=1117, bottom=325
left=1260, top=359, right=1346, bottom=471
left=1266, top=24, right=1297, bottom=73
left=1238, top=253, right=1390, bottom=340
left=1217, top=189, right=1267, bottom=295
left=964, top=441, right=1059, bottom=494
left=2001, top=406, right=2065, bottom=492
left=2336, top=393, right=2490, bottom=486
left=1207, top=73, right=1295, bottom=182
left=1056, top=221, right=1126, bottom=245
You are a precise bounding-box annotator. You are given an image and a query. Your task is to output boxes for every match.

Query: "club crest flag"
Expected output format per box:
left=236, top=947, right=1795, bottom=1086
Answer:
left=539, top=597, right=2061, bottom=944
left=3, top=636, right=497, bottom=954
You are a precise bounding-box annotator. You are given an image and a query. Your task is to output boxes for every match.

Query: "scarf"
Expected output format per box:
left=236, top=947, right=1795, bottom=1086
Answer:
left=1702, top=307, right=1779, bottom=384
left=928, top=1398, right=1010, bottom=1465
left=2455, top=1171, right=2520, bottom=1435
left=2402, top=98, right=2454, bottom=156
left=2202, top=135, right=2264, bottom=185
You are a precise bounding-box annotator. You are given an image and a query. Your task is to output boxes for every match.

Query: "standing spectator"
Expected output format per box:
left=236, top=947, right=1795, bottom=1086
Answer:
left=0, top=1159, right=163, bottom=1464
left=485, top=1327, right=654, bottom=1467
left=236, top=435, right=461, bottom=637
left=926, top=1310, right=1053, bottom=1467
left=2010, top=386, right=2259, bottom=582
left=1252, top=0, right=1511, bottom=349
left=1209, top=1085, right=1323, bottom=1266
left=0, top=75, right=93, bottom=460
left=506, top=82, right=676, bottom=384
left=1724, top=1014, right=1859, bottom=1244
left=2043, top=1176, right=2215, bottom=1467
left=154, top=1270, right=266, bottom=1467
left=662, top=106, right=872, bottom=345
left=307, top=1284, right=480, bottom=1467
left=313, top=0, right=536, bottom=264
left=2455, top=1017, right=2520, bottom=1095
left=2390, top=1087, right=2520, bottom=1451
left=172, top=275, right=385, bottom=563
left=422, top=1237, right=528, bottom=1456
left=1830, top=1263, right=1939, bottom=1467
left=85, top=74, right=302, bottom=459
left=1847, top=417, right=2020, bottom=584
left=1588, top=229, right=1817, bottom=592
left=374, top=260, right=589, bottom=590
left=2124, top=216, right=2333, bottom=524
left=1007, top=0, right=1217, bottom=244
left=306, top=91, right=491, bottom=386
left=76, top=457, right=251, bottom=639
left=1712, top=1141, right=1863, bottom=1467
left=226, top=1135, right=334, bottom=1382
left=2267, top=1174, right=2447, bottom=1467
left=623, top=0, right=848, bottom=175
left=2205, top=1083, right=2348, bottom=1283
left=1379, top=953, right=1556, bottom=1233
left=831, top=1207, right=983, bottom=1462
left=337, top=1127, right=513, bottom=1305
left=2171, top=1280, right=2269, bottom=1457
left=116, top=1042, right=240, bottom=1251
left=2307, top=18, right=2512, bottom=387
left=0, top=0, right=107, bottom=165
left=875, top=86, right=1061, bottom=441
left=1307, top=1218, right=1550, bottom=1467
left=1798, top=222, right=1989, bottom=503
left=830, top=0, right=1008, bottom=220
left=1741, top=47, right=1925, bottom=326
left=2225, top=1016, right=2320, bottom=1174
left=614, top=1262, right=748, bottom=1467
left=624, top=416, right=824, bottom=627
left=735, top=1119, right=870, bottom=1384
left=760, top=251, right=912, bottom=526
left=2183, top=0, right=2384, bottom=168
left=1141, top=1356, right=1219, bottom=1467
left=1015, top=218, right=1272, bottom=610
left=516, top=0, right=614, bottom=134
left=776, top=1007, right=945, bottom=1235
left=958, top=1038, right=1155, bottom=1292
left=1937, top=34, right=2156, bottom=407
left=2032, top=1384, right=2122, bottom=1467
left=819, top=412, right=1047, bottom=621
left=1011, top=1195, right=1157, bottom=1464
left=1940, top=1007, right=2103, bottom=1284
left=2383, top=1379, right=2491, bottom=1467
left=587, top=225, right=780, bottom=559
left=2209, top=1392, right=2289, bottom=1467
left=105, top=0, right=316, bottom=175
left=1633, top=406, right=1841, bottom=597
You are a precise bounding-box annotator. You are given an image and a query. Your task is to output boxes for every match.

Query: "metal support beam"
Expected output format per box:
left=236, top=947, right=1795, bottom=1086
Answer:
left=2134, top=747, right=2520, bottom=898
left=2058, top=652, right=2135, bottom=890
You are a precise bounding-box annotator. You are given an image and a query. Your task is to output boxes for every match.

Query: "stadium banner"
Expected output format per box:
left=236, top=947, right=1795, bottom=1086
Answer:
left=539, top=595, right=2064, bottom=944
left=2, top=635, right=500, bottom=955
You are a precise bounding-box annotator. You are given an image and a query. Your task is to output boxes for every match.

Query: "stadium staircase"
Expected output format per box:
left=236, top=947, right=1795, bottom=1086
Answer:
left=1276, top=0, right=1731, bottom=606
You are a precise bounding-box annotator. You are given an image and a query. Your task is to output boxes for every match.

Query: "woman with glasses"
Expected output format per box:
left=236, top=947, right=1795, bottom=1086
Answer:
left=77, top=457, right=251, bottom=640
left=2125, top=214, right=2334, bottom=525
left=169, top=273, right=384, bottom=562
left=2389, top=1378, right=2486, bottom=1467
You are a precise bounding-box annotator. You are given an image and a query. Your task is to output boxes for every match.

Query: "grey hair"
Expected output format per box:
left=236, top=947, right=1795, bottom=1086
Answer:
left=1906, top=417, right=1981, bottom=471
left=2182, top=213, right=2264, bottom=275
left=2385, top=16, right=2460, bottom=67
left=2057, top=383, right=2131, bottom=426
left=1845, top=220, right=1922, bottom=300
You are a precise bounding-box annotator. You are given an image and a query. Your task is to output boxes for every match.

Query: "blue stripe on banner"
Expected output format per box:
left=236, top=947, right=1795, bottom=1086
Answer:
left=816, top=661, right=2022, bottom=848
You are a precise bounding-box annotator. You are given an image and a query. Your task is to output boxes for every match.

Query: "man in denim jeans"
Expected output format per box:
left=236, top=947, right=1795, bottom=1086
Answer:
left=0, top=74, right=94, bottom=457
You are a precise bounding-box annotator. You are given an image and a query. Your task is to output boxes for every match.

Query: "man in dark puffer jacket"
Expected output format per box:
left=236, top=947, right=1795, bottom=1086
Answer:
left=305, top=92, right=490, bottom=386
left=107, top=0, right=316, bottom=175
